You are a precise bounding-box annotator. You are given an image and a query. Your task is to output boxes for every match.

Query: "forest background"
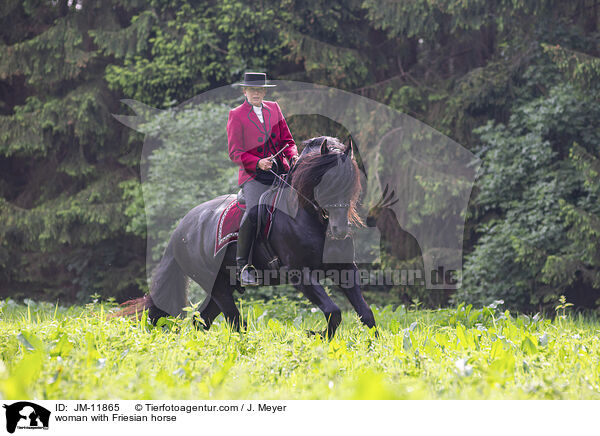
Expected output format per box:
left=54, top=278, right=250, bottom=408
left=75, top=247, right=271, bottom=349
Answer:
left=1, top=0, right=599, bottom=314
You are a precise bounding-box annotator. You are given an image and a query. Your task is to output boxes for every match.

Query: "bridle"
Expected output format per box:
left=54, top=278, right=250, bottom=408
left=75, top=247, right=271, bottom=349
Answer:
left=319, top=202, right=350, bottom=221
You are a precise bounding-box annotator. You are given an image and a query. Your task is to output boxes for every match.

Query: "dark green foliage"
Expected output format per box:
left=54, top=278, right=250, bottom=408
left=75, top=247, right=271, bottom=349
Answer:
left=0, top=1, right=147, bottom=303
left=1, top=0, right=598, bottom=310
left=103, top=1, right=286, bottom=107
left=457, top=78, right=600, bottom=311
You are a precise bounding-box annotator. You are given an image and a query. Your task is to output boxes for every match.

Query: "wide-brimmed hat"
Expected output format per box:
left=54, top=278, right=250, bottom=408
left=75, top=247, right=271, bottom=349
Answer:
left=232, top=72, right=276, bottom=87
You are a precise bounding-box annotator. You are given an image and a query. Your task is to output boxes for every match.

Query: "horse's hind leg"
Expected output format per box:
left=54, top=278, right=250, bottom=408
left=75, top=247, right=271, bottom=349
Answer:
left=148, top=305, right=170, bottom=325
left=208, top=273, right=242, bottom=331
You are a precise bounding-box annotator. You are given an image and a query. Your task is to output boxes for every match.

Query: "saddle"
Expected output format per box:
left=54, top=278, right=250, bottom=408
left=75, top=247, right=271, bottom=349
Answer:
left=214, top=180, right=284, bottom=260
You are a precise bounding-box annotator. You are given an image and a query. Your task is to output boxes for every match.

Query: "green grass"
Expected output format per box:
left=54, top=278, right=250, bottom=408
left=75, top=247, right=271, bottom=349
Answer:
left=1, top=297, right=599, bottom=399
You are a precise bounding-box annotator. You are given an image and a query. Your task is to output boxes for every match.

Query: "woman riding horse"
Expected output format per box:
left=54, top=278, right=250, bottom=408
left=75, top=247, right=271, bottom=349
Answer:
left=228, top=72, right=299, bottom=286
left=116, top=77, right=377, bottom=338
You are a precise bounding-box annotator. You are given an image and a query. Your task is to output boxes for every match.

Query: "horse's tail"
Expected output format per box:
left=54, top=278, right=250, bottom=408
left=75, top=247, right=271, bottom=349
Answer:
left=109, top=294, right=154, bottom=319
left=110, top=238, right=188, bottom=320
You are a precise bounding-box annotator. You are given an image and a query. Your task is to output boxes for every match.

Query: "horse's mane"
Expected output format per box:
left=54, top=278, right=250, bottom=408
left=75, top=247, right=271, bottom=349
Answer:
left=290, top=136, right=363, bottom=226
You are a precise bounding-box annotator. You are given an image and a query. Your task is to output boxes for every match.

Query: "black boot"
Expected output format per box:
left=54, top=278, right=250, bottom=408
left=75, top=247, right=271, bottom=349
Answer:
left=236, top=216, right=259, bottom=286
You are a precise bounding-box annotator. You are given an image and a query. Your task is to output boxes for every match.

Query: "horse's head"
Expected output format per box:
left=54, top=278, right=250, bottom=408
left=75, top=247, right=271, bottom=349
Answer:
left=292, top=136, right=363, bottom=239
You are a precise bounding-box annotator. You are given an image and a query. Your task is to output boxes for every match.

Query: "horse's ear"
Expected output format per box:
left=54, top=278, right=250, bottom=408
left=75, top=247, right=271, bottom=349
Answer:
left=344, top=140, right=352, bottom=157
left=320, top=138, right=329, bottom=154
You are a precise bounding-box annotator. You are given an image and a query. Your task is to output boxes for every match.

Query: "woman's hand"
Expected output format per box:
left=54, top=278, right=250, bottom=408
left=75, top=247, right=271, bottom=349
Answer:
left=258, top=158, right=273, bottom=171
left=291, top=155, right=300, bottom=166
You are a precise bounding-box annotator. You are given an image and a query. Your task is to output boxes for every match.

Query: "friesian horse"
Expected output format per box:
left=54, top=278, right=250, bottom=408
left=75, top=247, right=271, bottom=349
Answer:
left=117, top=136, right=376, bottom=338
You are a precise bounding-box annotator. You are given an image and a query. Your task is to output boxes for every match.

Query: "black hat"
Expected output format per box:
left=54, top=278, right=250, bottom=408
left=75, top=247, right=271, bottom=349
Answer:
left=232, top=72, right=276, bottom=87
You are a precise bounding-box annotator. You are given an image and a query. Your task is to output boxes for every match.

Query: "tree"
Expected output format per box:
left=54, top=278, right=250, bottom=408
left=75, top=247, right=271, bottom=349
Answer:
left=456, top=78, right=600, bottom=311
left=1, top=0, right=598, bottom=311
left=0, top=1, right=147, bottom=301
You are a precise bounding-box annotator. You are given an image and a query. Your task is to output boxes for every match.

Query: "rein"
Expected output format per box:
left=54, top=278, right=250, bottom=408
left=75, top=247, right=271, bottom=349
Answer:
left=268, top=163, right=350, bottom=220
left=266, top=146, right=356, bottom=225
left=268, top=168, right=320, bottom=211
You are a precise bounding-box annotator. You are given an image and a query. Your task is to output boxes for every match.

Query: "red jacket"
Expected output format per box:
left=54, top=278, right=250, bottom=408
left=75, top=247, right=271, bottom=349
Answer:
left=227, top=99, right=298, bottom=186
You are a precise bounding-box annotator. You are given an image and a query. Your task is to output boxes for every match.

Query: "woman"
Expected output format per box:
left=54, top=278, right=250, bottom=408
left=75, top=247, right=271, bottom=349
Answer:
left=227, top=72, right=299, bottom=286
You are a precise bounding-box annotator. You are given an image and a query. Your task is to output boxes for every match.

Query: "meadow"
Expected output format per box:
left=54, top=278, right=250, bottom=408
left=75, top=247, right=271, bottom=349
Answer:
left=1, top=297, right=599, bottom=400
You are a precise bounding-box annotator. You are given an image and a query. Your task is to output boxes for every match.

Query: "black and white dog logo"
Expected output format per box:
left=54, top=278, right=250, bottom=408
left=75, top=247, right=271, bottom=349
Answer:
left=3, top=402, right=50, bottom=433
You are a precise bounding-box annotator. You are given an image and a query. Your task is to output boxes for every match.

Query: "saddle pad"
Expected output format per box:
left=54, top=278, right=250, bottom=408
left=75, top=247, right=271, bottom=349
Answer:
left=214, top=186, right=283, bottom=256
left=214, top=198, right=245, bottom=256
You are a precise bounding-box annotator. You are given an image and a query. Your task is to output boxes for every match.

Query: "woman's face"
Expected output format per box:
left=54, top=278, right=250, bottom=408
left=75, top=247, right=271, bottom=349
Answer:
left=243, top=87, right=267, bottom=106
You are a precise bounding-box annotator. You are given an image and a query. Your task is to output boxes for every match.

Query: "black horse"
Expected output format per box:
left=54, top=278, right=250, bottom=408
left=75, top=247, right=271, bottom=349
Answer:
left=118, top=136, right=376, bottom=339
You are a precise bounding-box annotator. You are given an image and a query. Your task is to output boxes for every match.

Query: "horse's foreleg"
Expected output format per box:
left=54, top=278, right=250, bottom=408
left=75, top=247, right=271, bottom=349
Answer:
left=335, top=264, right=377, bottom=333
left=195, top=297, right=221, bottom=330
left=294, top=269, right=341, bottom=339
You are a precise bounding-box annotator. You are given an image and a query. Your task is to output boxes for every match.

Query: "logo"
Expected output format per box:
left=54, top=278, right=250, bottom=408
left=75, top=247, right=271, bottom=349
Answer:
left=3, top=402, right=50, bottom=433
left=113, top=80, right=480, bottom=315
